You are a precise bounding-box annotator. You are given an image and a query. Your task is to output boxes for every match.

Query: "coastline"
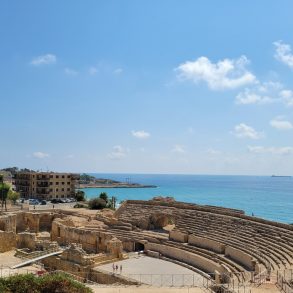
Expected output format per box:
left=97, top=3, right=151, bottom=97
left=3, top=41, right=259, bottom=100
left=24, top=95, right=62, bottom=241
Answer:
left=78, top=184, right=157, bottom=189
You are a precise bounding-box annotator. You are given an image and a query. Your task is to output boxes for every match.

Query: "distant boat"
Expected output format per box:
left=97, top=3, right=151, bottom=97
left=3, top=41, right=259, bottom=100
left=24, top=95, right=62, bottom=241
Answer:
left=271, top=175, right=292, bottom=178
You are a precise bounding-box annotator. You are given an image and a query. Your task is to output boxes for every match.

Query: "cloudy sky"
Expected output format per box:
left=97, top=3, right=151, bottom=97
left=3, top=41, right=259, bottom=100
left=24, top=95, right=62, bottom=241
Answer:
left=1, top=1, right=293, bottom=175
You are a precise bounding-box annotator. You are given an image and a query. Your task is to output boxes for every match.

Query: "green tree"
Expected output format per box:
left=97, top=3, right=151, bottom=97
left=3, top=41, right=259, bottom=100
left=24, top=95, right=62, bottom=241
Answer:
left=88, top=198, right=107, bottom=210
left=8, top=190, right=20, bottom=205
left=0, top=176, right=10, bottom=212
left=75, top=190, right=85, bottom=201
left=99, top=192, right=108, bottom=202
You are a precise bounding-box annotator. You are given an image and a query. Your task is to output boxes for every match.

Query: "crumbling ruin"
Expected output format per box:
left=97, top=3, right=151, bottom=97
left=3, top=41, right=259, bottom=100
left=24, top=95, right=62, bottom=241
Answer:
left=0, top=198, right=292, bottom=287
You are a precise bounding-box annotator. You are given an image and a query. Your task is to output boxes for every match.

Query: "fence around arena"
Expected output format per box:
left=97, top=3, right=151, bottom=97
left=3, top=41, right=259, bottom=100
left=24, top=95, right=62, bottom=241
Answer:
left=0, top=265, right=255, bottom=293
left=277, top=270, right=293, bottom=293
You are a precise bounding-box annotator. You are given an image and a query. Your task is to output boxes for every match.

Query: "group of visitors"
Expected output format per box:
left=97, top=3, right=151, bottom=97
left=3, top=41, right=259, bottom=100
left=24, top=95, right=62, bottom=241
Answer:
left=112, top=263, right=122, bottom=274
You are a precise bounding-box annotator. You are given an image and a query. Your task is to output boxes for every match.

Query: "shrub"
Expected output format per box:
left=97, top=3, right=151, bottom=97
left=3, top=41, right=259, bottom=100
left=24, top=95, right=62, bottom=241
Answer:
left=0, top=272, right=92, bottom=293
left=75, top=190, right=85, bottom=202
left=99, top=192, right=108, bottom=202
left=88, top=198, right=107, bottom=210
left=73, top=203, right=87, bottom=208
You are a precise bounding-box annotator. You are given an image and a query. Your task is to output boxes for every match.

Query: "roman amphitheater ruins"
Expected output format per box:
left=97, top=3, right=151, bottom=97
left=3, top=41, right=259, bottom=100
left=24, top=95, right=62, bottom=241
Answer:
left=0, top=197, right=292, bottom=292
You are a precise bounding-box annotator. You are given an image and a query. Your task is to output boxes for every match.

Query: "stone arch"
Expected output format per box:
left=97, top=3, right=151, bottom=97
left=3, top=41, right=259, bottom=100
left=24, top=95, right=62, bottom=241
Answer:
left=134, top=241, right=145, bottom=251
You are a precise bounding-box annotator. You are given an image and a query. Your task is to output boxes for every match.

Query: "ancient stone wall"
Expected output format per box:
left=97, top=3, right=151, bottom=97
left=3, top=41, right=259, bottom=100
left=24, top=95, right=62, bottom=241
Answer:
left=145, top=242, right=226, bottom=275
left=17, top=232, right=37, bottom=250
left=39, top=213, right=57, bottom=231
left=0, top=231, right=16, bottom=252
left=225, top=246, right=256, bottom=271
left=188, top=235, right=226, bottom=254
left=51, top=219, right=123, bottom=257
left=16, top=212, right=61, bottom=233
left=169, top=230, right=188, bottom=242
left=122, top=200, right=293, bottom=231
left=0, top=214, right=16, bottom=233
left=42, top=243, right=96, bottom=278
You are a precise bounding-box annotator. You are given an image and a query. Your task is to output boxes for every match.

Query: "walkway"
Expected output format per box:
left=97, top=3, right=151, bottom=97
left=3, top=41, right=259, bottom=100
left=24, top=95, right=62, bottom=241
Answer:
left=11, top=250, right=63, bottom=269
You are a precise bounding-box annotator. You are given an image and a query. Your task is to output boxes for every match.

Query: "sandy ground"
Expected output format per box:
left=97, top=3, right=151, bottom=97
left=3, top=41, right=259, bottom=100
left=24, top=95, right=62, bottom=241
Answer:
left=0, top=251, right=42, bottom=277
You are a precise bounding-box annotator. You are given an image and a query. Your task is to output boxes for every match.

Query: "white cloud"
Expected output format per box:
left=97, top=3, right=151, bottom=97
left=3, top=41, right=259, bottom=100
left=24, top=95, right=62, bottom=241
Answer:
left=236, top=90, right=274, bottom=105
left=279, top=90, right=293, bottom=107
left=236, top=82, right=293, bottom=107
left=64, top=68, right=78, bottom=76
left=248, top=146, right=293, bottom=155
left=108, top=145, right=128, bottom=160
left=233, top=123, right=263, bottom=139
left=113, top=68, right=123, bottom=74
left=274, top=41, right=293, bottom=68
left=89, top=67, right=98, bottom=75
left=131, top=130, right=150, bottom=139
left=207, top=148, right=222, bottom=155
left=171, top=145, right=186, bottom=153
left=270, top=118, right=293, bottom=130
left=176, top=55, right=256, bottom=90
left=235, top=82, right=281, bottom=105
left=33, top=152, right=50, bottom=159
left=30, top=54, right=56, bottom=66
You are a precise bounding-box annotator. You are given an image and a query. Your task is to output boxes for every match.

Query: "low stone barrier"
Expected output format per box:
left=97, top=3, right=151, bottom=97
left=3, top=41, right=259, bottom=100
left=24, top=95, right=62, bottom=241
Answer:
left=225, top=246, right=256, bottom=271
left=188, top=235, right=225, bottom=254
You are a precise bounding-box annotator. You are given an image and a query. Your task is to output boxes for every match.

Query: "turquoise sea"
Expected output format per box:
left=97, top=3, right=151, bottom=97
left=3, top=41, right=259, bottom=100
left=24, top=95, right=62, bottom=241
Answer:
left=81, top=174, right=293, bottom=224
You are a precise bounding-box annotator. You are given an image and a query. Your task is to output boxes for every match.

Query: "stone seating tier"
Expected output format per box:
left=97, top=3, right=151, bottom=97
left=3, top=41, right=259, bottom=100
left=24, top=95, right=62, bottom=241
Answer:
left=115, top=201, right=293, bottom=273
left=174, top=217, right=293, bottom=269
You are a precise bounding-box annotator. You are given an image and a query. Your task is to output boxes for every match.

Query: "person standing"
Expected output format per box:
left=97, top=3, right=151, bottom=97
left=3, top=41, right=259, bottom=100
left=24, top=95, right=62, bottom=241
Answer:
left=120, top=265, right=122, bottom=274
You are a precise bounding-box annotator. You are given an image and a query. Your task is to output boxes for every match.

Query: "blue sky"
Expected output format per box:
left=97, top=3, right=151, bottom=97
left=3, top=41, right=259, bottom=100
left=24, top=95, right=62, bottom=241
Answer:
left=1, top=1, right=293, bottom=175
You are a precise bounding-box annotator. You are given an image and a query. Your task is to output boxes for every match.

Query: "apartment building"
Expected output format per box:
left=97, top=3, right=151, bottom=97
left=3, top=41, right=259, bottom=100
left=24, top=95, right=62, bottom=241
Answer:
left=13, top=172, right=79, bottom=199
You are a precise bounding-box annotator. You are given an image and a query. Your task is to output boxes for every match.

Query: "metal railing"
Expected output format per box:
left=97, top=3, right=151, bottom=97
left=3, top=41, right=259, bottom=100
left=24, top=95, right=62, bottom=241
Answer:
left=0, top=265, right=256, bottom=293
left=277, top=270, right=293, bottom=293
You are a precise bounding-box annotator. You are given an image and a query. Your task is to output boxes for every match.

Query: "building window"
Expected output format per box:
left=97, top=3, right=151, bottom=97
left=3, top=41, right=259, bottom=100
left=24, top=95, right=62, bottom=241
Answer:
left=56, top=175, right=59, bottom=178
left=62, top=182, right=65, bottom=185
left=56, top=188, right=58, bottom=192
left=67, top=182, right=70, bottom=185
left=67, top=188, right=70, bottom=191
left=61, top=188, right=64, bottom=191
left=62, top=175, right=65, bottom=178
left=56, top=182, right=59, bottom=185
left=50, top=182, right=53, bottom=185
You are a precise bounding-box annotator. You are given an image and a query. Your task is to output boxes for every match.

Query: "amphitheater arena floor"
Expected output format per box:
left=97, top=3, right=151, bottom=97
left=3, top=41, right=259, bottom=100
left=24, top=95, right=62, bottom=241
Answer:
left=97, top=255, right=205, bottom=287
left=88, top=287, right=205, bottom=293
left=87, top=285, right=282, bottom=293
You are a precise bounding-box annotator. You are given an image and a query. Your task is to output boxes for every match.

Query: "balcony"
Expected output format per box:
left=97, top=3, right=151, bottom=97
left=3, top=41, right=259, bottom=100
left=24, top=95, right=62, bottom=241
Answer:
left=36, top=188, right=50, bottom=195
left=37, top=182, right=49, bottom=187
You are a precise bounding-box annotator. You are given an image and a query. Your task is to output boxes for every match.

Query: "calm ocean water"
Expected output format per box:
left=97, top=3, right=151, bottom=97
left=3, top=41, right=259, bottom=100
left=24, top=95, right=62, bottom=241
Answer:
left=81, top=174, right=293, bottom=224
